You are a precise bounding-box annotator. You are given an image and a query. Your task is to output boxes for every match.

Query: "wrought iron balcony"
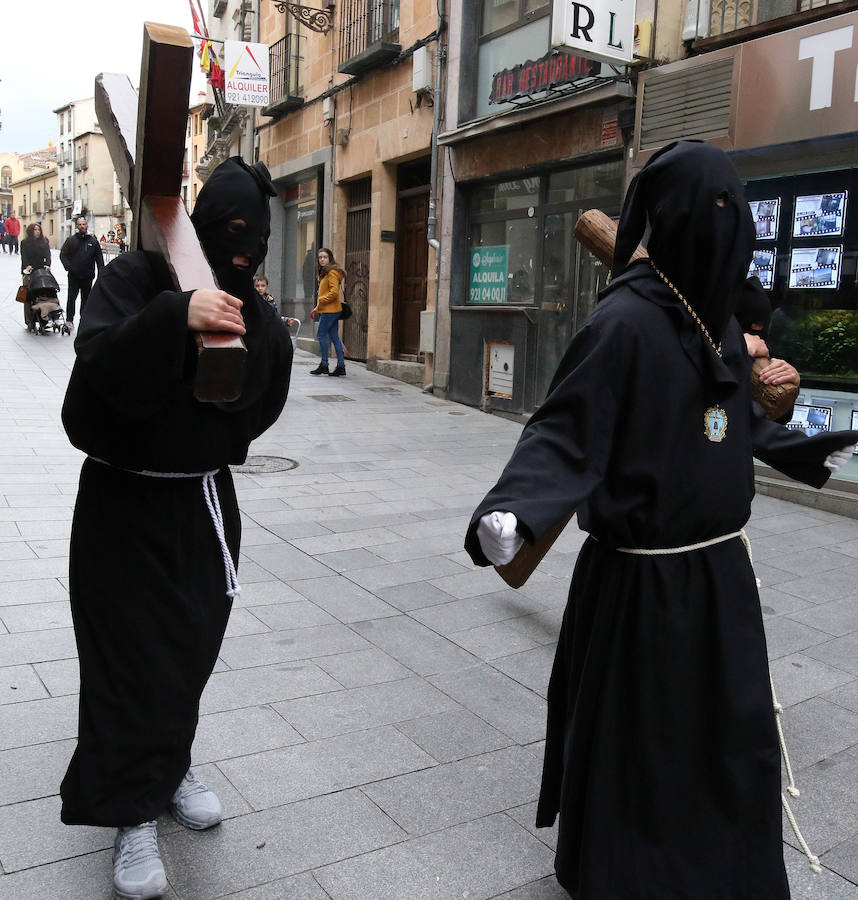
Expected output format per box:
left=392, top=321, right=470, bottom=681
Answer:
left=264, top=33, right=305, bottom=118
left=338, top=0, right=401, bottom=76
left=112, top=203, right=125, bottom=217
left=74, top=157, right=88, bottom=172
left=32, top=202, right=41, bottom=215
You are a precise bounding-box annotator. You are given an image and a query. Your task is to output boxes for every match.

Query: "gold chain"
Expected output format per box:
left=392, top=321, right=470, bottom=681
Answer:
left=650, top=262, right=722, bottom=358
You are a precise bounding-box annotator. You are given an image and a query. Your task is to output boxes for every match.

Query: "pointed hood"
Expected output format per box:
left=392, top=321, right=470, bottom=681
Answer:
left=611, top=140, right=755, bottom=343
left=191, top=156, right=277, bottom=296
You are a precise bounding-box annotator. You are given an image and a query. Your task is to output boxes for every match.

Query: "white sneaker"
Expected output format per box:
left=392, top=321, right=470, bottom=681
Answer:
left=113, top=821, right=168, bottom=899
left=170, top=769, right=222, bottom=830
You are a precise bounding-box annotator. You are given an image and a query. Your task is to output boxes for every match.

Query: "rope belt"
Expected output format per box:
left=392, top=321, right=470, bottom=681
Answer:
left=616, top=527, right=821, bottom=875
left=88, top=457, right=241, bottom=600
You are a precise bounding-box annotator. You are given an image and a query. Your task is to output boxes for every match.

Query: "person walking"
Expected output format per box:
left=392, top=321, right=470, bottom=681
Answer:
left=20, top=222, right=52, bottom=273
left=309, top=247, right=346, bottom=376
left=59, top=157, right=293, bottom=900
left=466, top=141, right=858, bottom=899
left=60, top=216, right=104, bottom=332
left=0, top=216, right=6, bottom=252
left=4, top=212, right=21, bottom=254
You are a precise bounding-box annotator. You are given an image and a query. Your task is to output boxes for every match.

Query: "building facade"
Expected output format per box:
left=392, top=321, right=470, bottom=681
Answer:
left=636, top=1, right=858, bottom=487
left=256, top=0, right=442, bottom=374
left=197, top=0, right=258, bottom=181
left=435, top=0, right=652, bottom=413
left=7, top=149, right=59, bottom=246
left=184, top=96, right=208, bottom=212
left=11, top=164, right=59, bottom=246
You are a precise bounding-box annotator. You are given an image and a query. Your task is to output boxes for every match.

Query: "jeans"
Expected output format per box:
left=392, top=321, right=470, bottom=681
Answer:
left=66, top=275, right=93, bottom=323
left=316, top=312, right=344, bottom=366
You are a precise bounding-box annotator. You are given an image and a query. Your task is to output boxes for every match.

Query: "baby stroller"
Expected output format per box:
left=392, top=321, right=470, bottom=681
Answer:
left=24, top=268, right=67, bottom=335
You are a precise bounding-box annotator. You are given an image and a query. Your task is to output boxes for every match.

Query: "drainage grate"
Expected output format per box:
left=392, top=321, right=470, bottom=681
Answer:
left=309, top=395, right=355, bottom=402
left=365, top=387, right=401, bottom=393
left=232, top=455, right=300, bottom=474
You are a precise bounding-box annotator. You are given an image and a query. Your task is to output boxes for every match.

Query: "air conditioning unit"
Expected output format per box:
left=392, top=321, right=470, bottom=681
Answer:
left=412, top=46, right=432, bottom=95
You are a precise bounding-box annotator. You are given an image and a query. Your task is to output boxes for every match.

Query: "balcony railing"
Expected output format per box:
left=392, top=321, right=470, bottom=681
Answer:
left=32, top=202, right=41, bottom=215
left=112, top=203, right=125, bottom=217
left=338, top=0, right=401, bottom=76
left=74, top=157, right=88, bottom=172
left=685, top=0, right=847, bottom=40
left=18, top=205, right=26, bottom=216
left=0, top=179, right=11, bottom=191
left=264, top=33, right=305, bottom=117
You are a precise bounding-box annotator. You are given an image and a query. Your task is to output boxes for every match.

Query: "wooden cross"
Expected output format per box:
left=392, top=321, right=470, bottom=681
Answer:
left=95, top=22, right=246, bottom=403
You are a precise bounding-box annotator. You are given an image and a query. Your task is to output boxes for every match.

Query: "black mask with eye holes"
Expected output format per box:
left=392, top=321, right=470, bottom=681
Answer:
left=191, top=156, right=277, bottom=297
left=612, top=140, right=756, bottom=343
left=735, top=276, right=772, bottom=339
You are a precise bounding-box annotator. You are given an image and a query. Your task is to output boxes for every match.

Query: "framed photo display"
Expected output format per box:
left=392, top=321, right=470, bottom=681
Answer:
left=748, top=249, right=775, bottom=288
left=793, top=192, right=847, bottom=237
left=749, top=199, right=780, bottom=240
left=788, top=246, right=841, bottom=289
left=786, top=403, right=834, bottom=436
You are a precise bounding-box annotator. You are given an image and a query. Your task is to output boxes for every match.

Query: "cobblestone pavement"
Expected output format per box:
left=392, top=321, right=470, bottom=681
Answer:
left=0, top=250, right=856, bottom=898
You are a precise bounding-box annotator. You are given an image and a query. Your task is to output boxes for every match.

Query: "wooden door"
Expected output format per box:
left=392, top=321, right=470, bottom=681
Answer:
left=343, top=179, right=371, bottom=361
left=393, top=189, right=429, bottom=359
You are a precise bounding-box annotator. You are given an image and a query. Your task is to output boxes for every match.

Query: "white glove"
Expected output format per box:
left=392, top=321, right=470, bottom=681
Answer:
left=824, top=445, right=856, bottom=473
left=477, top=511, right=524, bottom=566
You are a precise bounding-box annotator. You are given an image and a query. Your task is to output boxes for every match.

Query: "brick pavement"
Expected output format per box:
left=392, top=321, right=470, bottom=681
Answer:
left=0, top=250, right=856, bottom=898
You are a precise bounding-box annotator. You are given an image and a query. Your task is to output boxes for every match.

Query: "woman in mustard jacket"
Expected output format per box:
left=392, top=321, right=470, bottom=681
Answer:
left=310, top=247, right=346, bottom=376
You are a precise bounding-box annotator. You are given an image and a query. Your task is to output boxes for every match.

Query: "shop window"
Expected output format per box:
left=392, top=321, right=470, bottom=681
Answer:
left=747, top=174, right=858, bottom=388
left=481, top=0, right=550, bottom=37
left=281, top=173, right=323, bottom=326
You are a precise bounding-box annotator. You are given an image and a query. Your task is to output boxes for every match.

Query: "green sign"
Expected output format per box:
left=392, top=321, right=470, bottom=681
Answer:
left=469, top=245, right=509, bottom=304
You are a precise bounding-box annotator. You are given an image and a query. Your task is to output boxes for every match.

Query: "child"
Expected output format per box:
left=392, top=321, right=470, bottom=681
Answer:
left=255, top=274, right=298, bottom=327
left=253, top=274, right=277, bottom=310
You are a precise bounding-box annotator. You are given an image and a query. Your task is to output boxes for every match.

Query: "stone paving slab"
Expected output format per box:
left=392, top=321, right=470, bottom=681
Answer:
left=314, top=813, right=556, bottom=900
left=0, top=261, right=856, bottom=897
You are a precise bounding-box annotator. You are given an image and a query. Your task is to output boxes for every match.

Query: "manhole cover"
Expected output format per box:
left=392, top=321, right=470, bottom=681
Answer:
left=365, top=387, right=401, bottom=393
left=309, top=395, right=355, bottom=402
left=232, top=455, right=299, bottom=474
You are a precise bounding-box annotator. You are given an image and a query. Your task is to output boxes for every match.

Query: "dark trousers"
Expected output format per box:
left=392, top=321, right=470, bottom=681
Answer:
left=7, top=235, right=18, bottom=253
left=66, top=275, right=93, bottom=322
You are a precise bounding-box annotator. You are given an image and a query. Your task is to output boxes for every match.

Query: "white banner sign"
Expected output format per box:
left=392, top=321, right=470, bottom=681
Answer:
left=224, top=40, right=270, bottom=107
left=551, top=0, right=636, bottom=65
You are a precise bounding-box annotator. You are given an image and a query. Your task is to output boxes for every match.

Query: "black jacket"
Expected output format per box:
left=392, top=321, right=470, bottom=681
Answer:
left=60, top=232, right=105, bottom=280
left=21, top=237, right=51, bottom=273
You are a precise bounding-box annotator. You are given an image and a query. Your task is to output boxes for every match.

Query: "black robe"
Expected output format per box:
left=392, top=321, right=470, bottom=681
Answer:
left=60, top=252, right=292, bottom=826
left=465, top=263, right=858, bottom=899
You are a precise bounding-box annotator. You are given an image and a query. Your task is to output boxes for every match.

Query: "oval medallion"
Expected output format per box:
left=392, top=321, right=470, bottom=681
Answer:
left=704, top=405, right=728, bottom=442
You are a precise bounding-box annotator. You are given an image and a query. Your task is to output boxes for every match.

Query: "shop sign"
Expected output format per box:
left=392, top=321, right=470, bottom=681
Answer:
left=551, top=0, right=637, bottom=65
left=490, top=51, right=600, bottom=105
left=224, top=40, right=270, bottom=107
left=469, top=246, right=509, bottom=304
left=735, top=12, right=858, bottom=148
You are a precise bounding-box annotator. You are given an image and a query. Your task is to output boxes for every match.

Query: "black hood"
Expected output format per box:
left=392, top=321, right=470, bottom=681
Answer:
left=191, top=156, right=277, bottom=296
left=611, top=140, right=755, bottom=343
left=735, top=276, right=772, bottom=337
